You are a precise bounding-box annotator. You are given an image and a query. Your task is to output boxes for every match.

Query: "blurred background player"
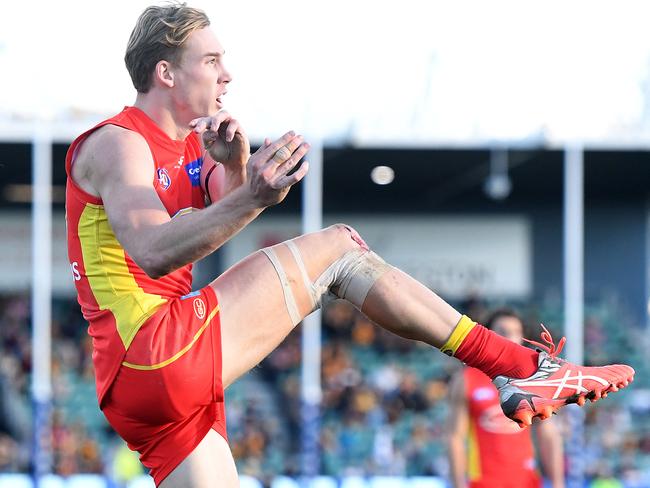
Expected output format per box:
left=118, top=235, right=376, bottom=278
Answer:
left=448, top=308, right=565, bottom=488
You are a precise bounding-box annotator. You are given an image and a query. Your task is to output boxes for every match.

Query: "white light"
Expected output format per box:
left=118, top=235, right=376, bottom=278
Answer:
left=484, top=149, right=511, bottom=200
left=484, top=174, right=512, bottom=200
left=371, top=165, right=395, bottom=185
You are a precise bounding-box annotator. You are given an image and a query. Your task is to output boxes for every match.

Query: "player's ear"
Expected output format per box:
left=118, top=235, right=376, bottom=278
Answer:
left=155, top=60, right=175, bottom=88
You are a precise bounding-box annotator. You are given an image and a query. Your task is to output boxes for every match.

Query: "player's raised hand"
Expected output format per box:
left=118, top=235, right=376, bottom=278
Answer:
left=190, top=110, right=250, bottom=169
left=246, top=131, right=310, bottom=207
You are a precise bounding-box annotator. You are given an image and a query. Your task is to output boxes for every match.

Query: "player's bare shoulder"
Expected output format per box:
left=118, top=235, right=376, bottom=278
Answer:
left=72, top=125, right=153, bottom=198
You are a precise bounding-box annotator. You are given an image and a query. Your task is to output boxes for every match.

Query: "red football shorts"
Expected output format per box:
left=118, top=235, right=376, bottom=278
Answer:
left=102, top=286, right=226, bottom=486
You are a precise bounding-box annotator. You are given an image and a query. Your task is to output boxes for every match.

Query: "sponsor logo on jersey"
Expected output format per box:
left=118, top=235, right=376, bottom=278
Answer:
left=193, top=297, right=206, bottom=319
left=184, top=158, right=203, bottom=186
left=157, top=168, right=171, bottom=190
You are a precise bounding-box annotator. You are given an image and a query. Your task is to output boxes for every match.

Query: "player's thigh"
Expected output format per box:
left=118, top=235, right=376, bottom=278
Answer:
left=160, top=429, right=238, bottom=488
left=212, top=224, right=360, bottom=388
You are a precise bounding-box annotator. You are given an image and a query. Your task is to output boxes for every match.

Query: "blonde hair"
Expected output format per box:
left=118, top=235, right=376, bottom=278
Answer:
left=125, top=2, right=210, bottom=93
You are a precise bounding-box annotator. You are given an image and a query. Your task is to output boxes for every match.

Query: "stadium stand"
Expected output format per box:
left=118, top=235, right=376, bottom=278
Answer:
left=0, top=293, right=649, bottom=486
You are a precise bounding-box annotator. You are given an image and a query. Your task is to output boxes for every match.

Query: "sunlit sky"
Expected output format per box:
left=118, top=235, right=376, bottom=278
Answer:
left=3, top=0, right=650, bottom=144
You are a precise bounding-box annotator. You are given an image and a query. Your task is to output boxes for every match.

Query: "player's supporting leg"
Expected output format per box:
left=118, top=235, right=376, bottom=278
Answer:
left=159, top=430, right=238, bottom=488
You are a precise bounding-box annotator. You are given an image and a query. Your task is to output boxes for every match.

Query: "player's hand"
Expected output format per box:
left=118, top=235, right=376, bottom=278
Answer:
left=190, top=110, right=250, bottom=169
left=246, top=131, right=310, bottom=207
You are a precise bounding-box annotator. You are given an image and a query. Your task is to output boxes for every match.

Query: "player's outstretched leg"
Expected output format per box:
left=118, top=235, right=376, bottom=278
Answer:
left=217, top=224, right=634, bottom=428
left=209, top=222, right=634, bottom=445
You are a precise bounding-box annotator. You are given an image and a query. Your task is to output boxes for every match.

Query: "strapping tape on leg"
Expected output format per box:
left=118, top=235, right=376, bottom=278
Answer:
left=286, top=240, right=316, bottom=311
left=261, top=243, right=394, bottom=327
left=260, top=247, right=302, bottom=326
left=313, top=249, right=393, bottom=309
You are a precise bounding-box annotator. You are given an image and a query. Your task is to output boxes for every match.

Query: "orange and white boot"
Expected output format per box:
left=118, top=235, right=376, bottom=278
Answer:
left=494, top=325, right=635, bottom=427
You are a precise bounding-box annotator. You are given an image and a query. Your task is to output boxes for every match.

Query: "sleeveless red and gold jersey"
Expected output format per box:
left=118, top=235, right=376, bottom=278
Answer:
left=464, top=367, right=541, bottom=488
left=65, top=106, right=207, bottom=405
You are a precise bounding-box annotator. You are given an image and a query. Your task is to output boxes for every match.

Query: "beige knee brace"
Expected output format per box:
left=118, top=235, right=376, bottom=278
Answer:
left=261, top=241, right=393, bottom=325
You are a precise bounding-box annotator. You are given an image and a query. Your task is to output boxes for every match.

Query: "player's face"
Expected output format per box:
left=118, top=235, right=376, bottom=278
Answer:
left=172, top=27, right=231, bottom=118
left=492, top=316, right=524, bottom=345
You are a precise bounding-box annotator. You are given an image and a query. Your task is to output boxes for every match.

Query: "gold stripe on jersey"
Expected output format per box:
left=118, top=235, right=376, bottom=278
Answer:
left=78, top=203, right=167, bottom=350
left=121, top=305, right=220, bottom=370
left=467, top=421, right=481, bottom=480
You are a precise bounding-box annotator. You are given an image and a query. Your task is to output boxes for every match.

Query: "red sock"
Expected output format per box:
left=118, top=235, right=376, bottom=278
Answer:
left=455, top=324, right=539, bottom=379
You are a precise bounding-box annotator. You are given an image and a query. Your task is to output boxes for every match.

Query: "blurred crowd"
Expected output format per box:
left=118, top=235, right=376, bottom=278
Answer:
left=0, top=294, right=104, bottom=476
left=1, top=293, right=650, bottom=487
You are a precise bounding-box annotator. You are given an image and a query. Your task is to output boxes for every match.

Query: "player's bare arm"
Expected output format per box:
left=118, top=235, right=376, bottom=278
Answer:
left=72, top=124, right=309, bottom=278
left=447, top=371, right=468, bottom=488
left=536, top=420, right=565, bottom=488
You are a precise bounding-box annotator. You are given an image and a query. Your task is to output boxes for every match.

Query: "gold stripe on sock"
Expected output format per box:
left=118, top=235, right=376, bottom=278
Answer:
left=440, top=315, right=477, bottom=356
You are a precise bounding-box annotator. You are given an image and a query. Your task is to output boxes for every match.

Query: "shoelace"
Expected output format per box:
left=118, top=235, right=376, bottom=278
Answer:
left=523, top=324, right=567, bottom=359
